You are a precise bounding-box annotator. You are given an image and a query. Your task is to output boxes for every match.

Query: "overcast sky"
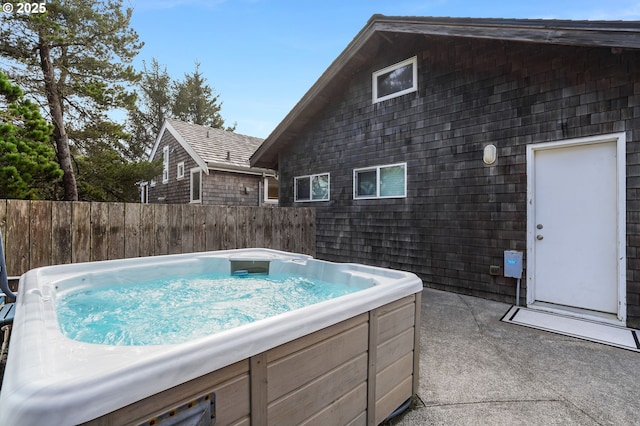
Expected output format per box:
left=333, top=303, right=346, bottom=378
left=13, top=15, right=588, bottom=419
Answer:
left=128, top=0, right=640, bottom=139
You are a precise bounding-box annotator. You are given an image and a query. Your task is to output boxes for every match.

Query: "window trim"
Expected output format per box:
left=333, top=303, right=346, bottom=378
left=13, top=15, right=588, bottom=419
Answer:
left=263, top=176, right=278, bottom=204
left=140, top=182, right=149, bottom=204
left=294, top=172, right=330, bottom=202
left=353, top=162, right=407, bottom=200
left=176, top=161, right=185, bottom=179
left=162, top=145, right=169, bottom=183
left=190, top=168, right=202, bottom=204
left=372, top=56, right=418, bottom=103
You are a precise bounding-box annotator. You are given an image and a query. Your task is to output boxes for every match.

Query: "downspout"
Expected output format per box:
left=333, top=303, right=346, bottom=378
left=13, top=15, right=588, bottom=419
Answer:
left=0, top=230, right=16, bottom=302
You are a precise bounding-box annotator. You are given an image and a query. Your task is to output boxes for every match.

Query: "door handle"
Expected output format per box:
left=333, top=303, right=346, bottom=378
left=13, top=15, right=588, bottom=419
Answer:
left=536, top=235, right=544, bottom=240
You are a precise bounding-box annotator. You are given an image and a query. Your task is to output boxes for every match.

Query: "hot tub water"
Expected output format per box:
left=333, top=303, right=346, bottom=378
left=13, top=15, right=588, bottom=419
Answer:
left=56, top=273, right=362, bottom=346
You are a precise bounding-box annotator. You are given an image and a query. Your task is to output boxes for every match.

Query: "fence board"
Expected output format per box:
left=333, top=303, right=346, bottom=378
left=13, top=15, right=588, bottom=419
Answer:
left=0, top=200, right=6, bottom=243
left=193, top=206, right=206, bottom=252
left=30, top=201, right=52, bottom=269
left=108, top=203, right=125, bottom=260
left=6, top=199, right=29, bottom=274
left=226, top=207, right=237, bottom=249
left=52, top=202, right=72, bottom=266
left=302, top=208, right=315, bottom=256
left=139, top=204, right=155, bottom=257
left=205, top=206, right=219, bottom=251
left=124, top=203, right=142, bottom=258
left=72, top=202, right=91, bottom=263
left=236, top=207, right=249, bottom=249
left=1, top=200, right=315, bottom=275
left=181, top=205, right=194, bottom=254
left=282, top=209, right=295, bottom=253
left=253, top=207, right=265, bottom=248
left=154, top=204, right=170, bottom=255
left=91, top=202, right=109, bottom=262
left=169, top=204, right=182, bottom=255
left=271, top=208, right=284, bottom=252
left=263, top=207, right=273, bottom=249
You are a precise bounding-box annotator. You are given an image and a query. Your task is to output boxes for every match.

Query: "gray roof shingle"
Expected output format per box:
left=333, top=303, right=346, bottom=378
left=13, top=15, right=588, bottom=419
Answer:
left=166, top=118, right=265, bottom=170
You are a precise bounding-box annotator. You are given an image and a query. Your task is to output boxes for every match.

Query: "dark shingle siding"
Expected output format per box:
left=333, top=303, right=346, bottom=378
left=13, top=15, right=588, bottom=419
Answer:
left=148, top=131, right=199, bottom=204
left=279, top=36, right=640, bottom=327
left=203, top=171, right=262, bottom=206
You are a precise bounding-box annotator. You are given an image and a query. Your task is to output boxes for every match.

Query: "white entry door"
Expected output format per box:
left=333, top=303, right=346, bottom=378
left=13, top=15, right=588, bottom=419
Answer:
left=527, top=135, right=625, bottom=319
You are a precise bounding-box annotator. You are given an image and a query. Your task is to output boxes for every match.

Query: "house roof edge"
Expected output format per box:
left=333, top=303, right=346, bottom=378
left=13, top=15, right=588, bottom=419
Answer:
left=250, top=14, right=640, bottom=168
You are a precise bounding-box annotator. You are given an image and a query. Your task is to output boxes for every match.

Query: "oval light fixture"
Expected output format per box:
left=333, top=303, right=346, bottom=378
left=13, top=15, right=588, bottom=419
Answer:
left=483, top=144, right=497, bottom=165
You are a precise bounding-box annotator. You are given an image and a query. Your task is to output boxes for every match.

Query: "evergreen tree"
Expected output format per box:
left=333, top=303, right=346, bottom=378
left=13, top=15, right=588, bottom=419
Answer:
left=172, top=62, right=236, bottom=131
left=129, top=60, right=236, bottom=161
left=127, top=58, right=172, bottom=160
left=0, top=0, right=143, bottom=200
left=0, top=71, right=62, bottom=199
left=71, top=118, right=162, bottom=202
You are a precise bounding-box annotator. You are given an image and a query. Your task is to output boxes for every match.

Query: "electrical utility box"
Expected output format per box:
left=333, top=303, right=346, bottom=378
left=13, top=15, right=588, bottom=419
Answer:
left=504, top=250, right=523, bottom=279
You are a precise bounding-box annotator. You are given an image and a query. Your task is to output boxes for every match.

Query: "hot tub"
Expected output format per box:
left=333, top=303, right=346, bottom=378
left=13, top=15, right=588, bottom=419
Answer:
left=0, top=249, right=423, bottom=426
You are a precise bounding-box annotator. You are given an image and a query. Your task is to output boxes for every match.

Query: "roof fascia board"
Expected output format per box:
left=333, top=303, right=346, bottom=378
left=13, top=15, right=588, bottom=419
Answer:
left=207, top=163, right=277, bottom=176
left=148, top=120, right=169, bottom=161
left=373, top=17, right=640, bottom=49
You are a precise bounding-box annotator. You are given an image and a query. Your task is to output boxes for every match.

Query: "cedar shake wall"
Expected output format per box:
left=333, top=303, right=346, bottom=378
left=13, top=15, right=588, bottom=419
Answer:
left=148, top=132, right=195, bottom=204
left=278, top=37, right=640, bottom=327
left=148, top=133, right=263, bottom=206
left=203, top=170, right=262, bottom=206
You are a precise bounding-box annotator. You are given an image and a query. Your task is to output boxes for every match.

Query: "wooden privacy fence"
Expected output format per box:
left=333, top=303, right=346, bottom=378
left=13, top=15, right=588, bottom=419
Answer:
left=0, top=199, right=315, bottom=276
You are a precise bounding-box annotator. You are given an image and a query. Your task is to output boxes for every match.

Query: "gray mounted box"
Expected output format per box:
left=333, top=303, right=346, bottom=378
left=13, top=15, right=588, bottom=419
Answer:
left=504, top=250, right=523, bottom=279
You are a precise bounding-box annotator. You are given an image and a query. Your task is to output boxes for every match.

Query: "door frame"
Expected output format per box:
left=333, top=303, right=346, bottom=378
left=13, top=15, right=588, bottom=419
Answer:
left=526, top=132, right=626, bottom=323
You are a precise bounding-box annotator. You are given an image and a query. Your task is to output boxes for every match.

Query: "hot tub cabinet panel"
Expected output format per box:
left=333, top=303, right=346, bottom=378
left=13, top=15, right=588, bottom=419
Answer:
left=83, top=295, right=420, bottom=426
left=83, top=361, right=252, bottom=426
left=0, top=249, right=422, bottom=426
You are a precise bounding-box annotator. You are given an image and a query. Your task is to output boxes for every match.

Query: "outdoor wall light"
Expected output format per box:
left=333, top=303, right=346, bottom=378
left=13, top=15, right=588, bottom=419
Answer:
left=483, top=144, right=497, bottom=165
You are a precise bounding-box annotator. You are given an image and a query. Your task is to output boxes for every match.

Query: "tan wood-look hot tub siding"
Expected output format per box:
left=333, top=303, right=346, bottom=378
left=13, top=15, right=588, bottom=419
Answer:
left=82, top=293, right=420, bottom=426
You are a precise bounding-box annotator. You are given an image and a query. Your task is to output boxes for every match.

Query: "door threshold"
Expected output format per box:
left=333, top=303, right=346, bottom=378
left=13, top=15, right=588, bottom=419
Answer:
left=502, top=306, right=639, bottom=352
left=528, top=301, right=624, bottom=326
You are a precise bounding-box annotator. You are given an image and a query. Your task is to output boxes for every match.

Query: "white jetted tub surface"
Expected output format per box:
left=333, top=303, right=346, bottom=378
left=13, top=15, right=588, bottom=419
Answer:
left=0, top=249, right=423, bottom=426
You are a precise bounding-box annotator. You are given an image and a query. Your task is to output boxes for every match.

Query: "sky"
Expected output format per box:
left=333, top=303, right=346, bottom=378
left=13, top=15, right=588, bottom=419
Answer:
left=127, top=0, right=640, bottom=139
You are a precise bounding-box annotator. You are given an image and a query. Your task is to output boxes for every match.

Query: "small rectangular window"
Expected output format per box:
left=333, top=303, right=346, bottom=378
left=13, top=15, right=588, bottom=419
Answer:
left=294, top=173, right=330, bottom=202
left=162, top=146, right=169, bottom=183
left=140, top=182, right=149, bottom=204
left=177, top=162, right=185, bottom=179
left=190, top=168, right=202, bottom=203
left=354, top=163, right=407, bottom=199
left=372, top=56, right=417, bottom=103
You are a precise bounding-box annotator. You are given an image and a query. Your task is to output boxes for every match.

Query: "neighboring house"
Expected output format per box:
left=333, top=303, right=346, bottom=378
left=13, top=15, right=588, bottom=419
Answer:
left=143, top=118, right=278, bottom=206
left=251, top=15, right=640, bottom=328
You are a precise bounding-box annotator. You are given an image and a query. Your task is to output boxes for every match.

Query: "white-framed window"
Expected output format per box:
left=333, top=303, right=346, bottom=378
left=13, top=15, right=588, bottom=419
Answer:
left=176, top=161, right=185, bottom=179
left=294, top=173, right=330, bottom=202
left=264, top=176, right=278, bottom=204
left=353, top=163, right=407, bottom=199
left=190, top=168, right=202, bottom=203
left=372, top=56, right=417, bottom=103
left=140, top=182, right=149, bottom=204
left=150, top=178, right=156, bottom=187
left=162, top=145, right=169, bottom=183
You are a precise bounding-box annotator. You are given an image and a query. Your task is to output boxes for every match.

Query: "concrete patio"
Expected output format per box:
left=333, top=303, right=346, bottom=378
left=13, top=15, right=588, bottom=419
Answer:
left=390, top=288, right=639, bottom=425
